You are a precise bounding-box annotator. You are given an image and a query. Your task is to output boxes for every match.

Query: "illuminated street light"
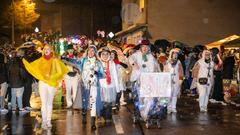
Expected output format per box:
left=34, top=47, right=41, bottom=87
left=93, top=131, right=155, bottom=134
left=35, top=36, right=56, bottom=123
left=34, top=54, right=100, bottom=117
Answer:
left=34, top=27, right=39, bottom=32
left=108, top=32, right=114, bottom=38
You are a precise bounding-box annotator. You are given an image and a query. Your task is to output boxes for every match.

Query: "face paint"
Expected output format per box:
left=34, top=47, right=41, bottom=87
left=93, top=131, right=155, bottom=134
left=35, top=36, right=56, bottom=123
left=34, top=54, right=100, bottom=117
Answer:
left=171, top=52, right=178, bottom=65
left=101, top=51, right=110, bottom=62
left=88, top=48, right=95, bottom=58
left=140, top=45, right=149, bottom=55
left=205, top=52, right=211, bottom=63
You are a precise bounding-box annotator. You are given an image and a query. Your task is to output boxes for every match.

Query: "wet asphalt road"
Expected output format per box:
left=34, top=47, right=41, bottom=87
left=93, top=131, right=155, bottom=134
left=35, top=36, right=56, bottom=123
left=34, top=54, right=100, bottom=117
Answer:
left=1, top=95, right=240, bottom=135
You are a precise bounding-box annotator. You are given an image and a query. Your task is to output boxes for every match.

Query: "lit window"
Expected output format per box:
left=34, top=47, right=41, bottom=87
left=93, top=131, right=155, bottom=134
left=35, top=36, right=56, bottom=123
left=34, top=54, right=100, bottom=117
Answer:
left=139, top=0, right=144, bottom=10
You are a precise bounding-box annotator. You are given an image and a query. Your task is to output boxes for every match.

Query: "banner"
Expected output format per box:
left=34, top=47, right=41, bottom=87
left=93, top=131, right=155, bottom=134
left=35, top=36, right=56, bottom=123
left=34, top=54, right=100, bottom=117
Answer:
left=140, top=73, right=172, bottom=97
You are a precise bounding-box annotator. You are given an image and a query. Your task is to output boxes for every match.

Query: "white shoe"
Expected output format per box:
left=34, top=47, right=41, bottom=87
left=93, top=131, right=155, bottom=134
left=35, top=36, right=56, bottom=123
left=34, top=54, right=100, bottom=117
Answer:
left=120, top=101, right=127, bottom=106
left=204, top=109, right=208, bottom=112
left=41, top=122, right=48, bottom=130
left=203, top=106, right=208, bottom=112
left=47, top=121, right=52, bottom=128
left=19, top=108, right=29, bottom=113
left=209, top=99, right=217, bottom=103
left=0, top=108, right=8, bottom=114
left=221, top=101, right=227, bottom=106
left=200, top=107, right=205, bottom=113
left=172, top=108, right=177, bottom=113
left=167, top=109, right=172, bottom=114
left=24, top=107, right=33, bottom=111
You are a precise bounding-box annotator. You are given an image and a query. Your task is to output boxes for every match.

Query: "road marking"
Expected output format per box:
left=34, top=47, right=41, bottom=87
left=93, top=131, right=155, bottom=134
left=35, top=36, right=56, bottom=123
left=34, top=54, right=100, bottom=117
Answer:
left=112, top=115, right=124, bottom=134
left=2, top=124, right=8, bottom=131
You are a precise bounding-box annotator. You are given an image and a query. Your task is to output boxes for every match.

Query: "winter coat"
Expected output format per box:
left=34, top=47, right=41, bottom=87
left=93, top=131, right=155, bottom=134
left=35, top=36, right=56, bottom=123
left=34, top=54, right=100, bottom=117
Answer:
left=0, top=53, right=7, bottom=84
left=7, top=57, right=25, bottom=88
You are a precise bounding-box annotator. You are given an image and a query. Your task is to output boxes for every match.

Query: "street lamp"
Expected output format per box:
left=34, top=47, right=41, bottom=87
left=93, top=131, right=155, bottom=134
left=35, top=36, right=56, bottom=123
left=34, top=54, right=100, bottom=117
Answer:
left=34, top=27, right=39, bottom=33
left=108, top=32, right=114, bottom=39
left=11, top=0, right=15, bottom=46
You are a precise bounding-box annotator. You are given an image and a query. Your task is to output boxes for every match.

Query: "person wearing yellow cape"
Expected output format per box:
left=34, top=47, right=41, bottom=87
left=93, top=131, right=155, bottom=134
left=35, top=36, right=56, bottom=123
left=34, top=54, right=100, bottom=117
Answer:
left=22, top=44, right=69, bottom=130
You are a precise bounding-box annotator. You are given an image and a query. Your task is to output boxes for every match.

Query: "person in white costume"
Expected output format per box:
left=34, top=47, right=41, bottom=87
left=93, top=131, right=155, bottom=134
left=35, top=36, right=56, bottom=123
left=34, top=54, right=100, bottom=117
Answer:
left=128, top=39, right=160, bottom=123
left=192, top=50, right=214, bottom=112
left=110, top=50, right=128, bottom=110
left=63, top=45, right=105, bottom=130
left=64, top=46, right=79, bottom=109
left=128, top=40, right=160, bottom=83
left=164, top=48, right=184, bottom=113
left=98, top=47, right=120, bottom=124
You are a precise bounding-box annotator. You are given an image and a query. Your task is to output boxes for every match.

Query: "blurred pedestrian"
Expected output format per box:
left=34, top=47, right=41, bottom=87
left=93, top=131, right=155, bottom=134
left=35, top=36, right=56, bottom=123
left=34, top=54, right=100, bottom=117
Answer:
left=0, top=53, right=8, bottom=113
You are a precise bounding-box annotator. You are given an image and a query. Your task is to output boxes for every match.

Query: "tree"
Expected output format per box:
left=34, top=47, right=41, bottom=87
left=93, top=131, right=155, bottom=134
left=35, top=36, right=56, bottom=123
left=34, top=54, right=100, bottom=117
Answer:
left=6, top=0, right=40, bottom=29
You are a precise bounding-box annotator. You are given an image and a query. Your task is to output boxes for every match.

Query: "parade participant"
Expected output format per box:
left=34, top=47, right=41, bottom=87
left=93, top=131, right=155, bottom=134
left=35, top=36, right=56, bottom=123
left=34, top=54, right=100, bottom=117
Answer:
left=110, top=50, right=128, bottom=110
left=65, top=45, right=104, bottom=130
left=128, top=39, right=160, bottom=125
left=98, top=47, right=120, bottom=124
left=81, top=45, right=104, bottom=130
left=64, top=45, right=79, bottom=109
left=128, top=39, right=160, bottom=83
left=192, top=50, right=214, bottom=112
left=222, top=52, right=237, bottom=103
left=22, top=44, right=69, bottom=129
left=164, top=48, right=184, bottom=113
left=0, top=53, right=8, bottom=113
left=210, top=48, right=225, bottom=105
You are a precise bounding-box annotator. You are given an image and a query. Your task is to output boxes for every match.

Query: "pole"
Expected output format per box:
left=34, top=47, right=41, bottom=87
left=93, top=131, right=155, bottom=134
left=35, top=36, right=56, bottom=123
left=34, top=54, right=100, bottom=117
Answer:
left=24, top=1, right=26, bottom=34
left=90, top=0, right=94, bottom=39
left=11, top=0, right=15, bottom=46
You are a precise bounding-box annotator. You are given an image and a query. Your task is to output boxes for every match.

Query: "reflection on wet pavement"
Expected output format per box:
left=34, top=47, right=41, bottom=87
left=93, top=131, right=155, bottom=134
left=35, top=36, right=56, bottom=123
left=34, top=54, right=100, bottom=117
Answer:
left=1, top=95, right=240, bottom=135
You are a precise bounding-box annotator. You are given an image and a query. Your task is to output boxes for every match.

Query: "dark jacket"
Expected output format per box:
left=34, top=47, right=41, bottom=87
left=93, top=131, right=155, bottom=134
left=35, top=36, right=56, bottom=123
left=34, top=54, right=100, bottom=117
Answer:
left=0, top=53, right=7, bottom=84
left=7, top=57, right=26, bottom=88
left=222, top=56, right=235, bottom=79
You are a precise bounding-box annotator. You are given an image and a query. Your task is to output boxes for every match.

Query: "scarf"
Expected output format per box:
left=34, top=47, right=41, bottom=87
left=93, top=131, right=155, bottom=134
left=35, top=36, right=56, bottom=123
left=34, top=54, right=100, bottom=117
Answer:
left=113, top=59, right=121, bottom=64
left=142, top=52, right=150, bottom=62
left=105, top=61, right=111, bottom=85
left=43, top=53, right=53, bottom=60
left=68, top=54, right=74, bottom=58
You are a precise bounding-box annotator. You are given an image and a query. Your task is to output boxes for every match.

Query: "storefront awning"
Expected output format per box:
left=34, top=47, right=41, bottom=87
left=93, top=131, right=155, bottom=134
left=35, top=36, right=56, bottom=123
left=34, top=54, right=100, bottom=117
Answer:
left=206, top=35, right=240, bottom=49
left=115, top=24, right=147, bottom=37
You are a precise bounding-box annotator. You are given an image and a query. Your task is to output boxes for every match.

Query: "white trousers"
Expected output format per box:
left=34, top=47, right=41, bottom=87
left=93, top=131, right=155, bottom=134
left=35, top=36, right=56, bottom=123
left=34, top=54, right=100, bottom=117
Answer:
left=90, top=86, right=97, bottom=117
left=168, top=86, right=180, bottom=110
left=39, top=81, right=56, bottom=123
left=0, top=82, right=8, bottom=108
left=198, top=84, right=212, bottom=109
left=0, top=82, right=8, bottom=97
left=65, top=76, right=78, bottom=107
left=168, top=97, right=177, bottom=111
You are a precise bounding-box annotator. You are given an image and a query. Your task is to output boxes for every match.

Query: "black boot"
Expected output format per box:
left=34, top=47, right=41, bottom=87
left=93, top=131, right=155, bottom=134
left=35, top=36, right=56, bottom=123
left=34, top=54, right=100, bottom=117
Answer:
left=105, top=104, right=112, bottom=125
left=82, top=109, right=87, bottom=124
left=91, top=117, right=96, bottom=130
left=116, top=92, right=121, bottom=110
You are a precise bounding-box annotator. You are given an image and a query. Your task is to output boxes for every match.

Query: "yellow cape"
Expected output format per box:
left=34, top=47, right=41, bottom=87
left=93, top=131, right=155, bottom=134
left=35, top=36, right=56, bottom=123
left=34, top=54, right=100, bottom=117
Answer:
left=23, top=57, right=69, bottom=87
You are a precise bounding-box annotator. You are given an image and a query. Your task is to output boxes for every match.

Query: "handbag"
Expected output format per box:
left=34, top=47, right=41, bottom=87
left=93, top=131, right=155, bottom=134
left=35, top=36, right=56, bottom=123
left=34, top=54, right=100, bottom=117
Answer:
left=198, top=63, right=211, bottom=85
left=198, top=78, right=208, bottom=85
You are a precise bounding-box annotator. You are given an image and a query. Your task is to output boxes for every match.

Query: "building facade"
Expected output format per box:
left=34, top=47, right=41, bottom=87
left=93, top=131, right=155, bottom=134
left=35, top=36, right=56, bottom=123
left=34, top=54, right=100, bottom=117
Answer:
left=117, top=0, right=240, bottom=46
